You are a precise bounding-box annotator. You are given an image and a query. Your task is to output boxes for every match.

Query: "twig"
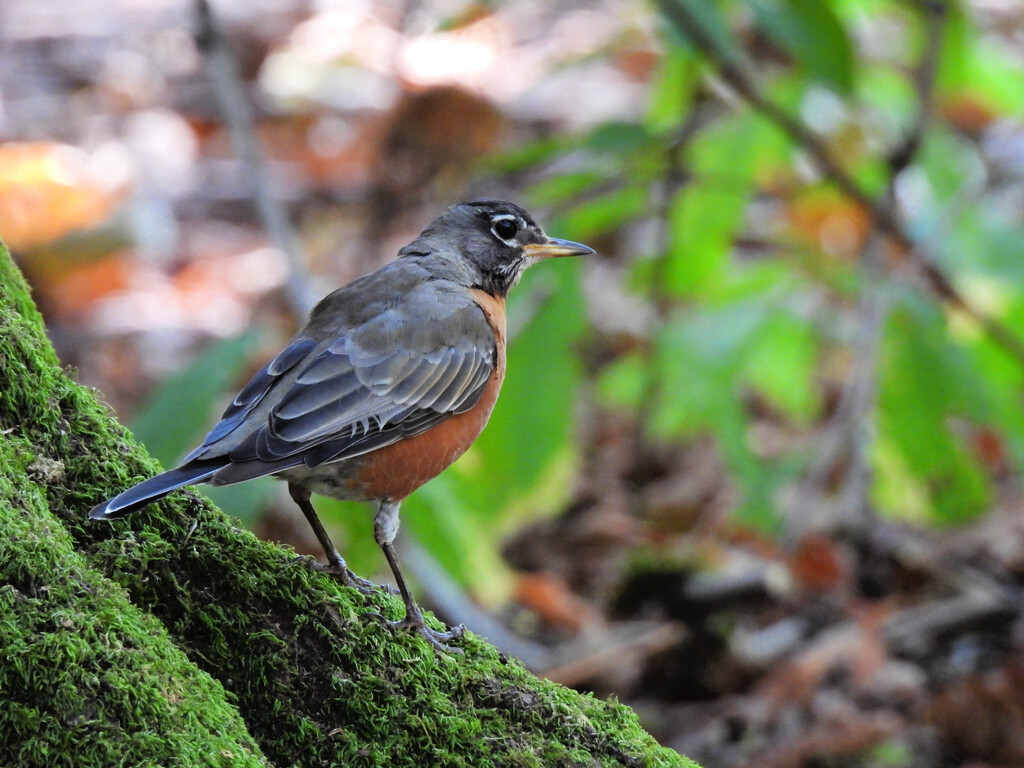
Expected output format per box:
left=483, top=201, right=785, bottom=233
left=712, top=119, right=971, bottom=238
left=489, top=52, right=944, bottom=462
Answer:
left=884, top=591, right=1015, bottom=655
left=193, top=0, right=317, bottom=318
left=794, top=0, right=946, bottom=530
left=835, top=233, right=889, bottom=527
left=888, top=0, right=948, bottom=175
left=832, top=1, right=947, bottom=527
left=540, top=622, right=686, bottom=687
left=655, top=0, right=1024, bottom=368
left=655, top=0, right=879, bottom=212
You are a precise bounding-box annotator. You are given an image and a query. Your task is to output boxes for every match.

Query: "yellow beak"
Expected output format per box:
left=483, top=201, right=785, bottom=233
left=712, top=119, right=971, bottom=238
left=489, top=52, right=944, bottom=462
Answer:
left=523, top=237, right=595, bottom=259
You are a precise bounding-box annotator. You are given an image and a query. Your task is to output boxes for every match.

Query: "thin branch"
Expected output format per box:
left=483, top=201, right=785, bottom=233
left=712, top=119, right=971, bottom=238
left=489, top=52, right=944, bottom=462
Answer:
left=193, top=0, right=316, bottom=318
left=837, top=233, right=889, bottom=526
left=834, top=1, right=947, bottom=528
left=793, top=1, right=947, bottom=531
left=656, top=0, right=879, bottom=212
left=789, top=234, right=888, bottom=536
left=887, top=0, right=948, bottom=175
left=655, top=0, right=1024, bottom=367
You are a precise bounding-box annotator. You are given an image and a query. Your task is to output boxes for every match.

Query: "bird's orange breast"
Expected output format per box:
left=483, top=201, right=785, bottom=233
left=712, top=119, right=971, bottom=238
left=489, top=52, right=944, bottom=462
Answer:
left=349, top=289, right=507, bottom=501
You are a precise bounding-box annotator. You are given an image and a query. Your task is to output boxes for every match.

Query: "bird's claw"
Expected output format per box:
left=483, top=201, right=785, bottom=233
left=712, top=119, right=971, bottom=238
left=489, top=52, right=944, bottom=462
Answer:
left=361, top=609, right=465, bottom=653
left=333, top=568, right=378, bottom=595
left=297, top=556, right=377, bottom=595
left=395, top=614, right=466, bottom=654
left=360, top=610, right=394, bottom=634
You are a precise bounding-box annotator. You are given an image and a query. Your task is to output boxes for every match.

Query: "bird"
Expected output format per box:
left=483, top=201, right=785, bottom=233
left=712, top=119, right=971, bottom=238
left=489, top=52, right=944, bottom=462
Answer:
left=89, top=200, right=593, bottom=651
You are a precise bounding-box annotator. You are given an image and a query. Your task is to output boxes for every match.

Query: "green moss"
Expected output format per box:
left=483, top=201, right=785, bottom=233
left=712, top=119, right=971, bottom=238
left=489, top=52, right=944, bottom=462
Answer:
left=0, top=436, right=266, bottom=766
left=0, top=243, right=696, bottom=768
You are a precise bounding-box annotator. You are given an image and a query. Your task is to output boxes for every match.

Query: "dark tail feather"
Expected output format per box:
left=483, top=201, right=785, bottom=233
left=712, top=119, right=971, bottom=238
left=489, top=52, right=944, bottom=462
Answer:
left=89, top=464, right=220, bottom=520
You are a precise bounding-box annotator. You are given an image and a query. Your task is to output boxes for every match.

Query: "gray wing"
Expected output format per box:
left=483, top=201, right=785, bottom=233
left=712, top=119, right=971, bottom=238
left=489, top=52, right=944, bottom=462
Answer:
left=183, top=283, right=495, bottom=479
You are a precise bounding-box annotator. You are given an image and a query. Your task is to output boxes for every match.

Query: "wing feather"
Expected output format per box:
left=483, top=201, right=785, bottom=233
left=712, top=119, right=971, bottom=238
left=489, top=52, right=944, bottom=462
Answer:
left=183, top=337, right=317, bottom=461
left=188, top=284, right=496, bottom=475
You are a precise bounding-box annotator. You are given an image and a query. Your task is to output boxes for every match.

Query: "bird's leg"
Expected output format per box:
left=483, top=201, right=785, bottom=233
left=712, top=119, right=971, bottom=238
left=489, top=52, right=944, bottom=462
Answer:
left=287, top=483, right=375, bottom=593
left=374, top=500, right=465, bottom=652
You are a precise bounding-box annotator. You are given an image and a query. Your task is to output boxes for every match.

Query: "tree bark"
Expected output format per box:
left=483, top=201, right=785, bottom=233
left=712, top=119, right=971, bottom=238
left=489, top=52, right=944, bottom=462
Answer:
left=0, top=243, right=695, bottom=768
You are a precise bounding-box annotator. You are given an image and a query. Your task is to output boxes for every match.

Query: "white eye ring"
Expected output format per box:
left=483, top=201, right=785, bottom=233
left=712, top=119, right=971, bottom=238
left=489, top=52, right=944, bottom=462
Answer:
left=490, top=214, right=521, bottom=246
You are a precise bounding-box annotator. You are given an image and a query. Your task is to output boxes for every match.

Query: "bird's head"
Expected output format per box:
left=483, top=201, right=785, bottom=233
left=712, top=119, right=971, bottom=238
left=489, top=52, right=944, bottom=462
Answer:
left=401, top=200, right=594, bottom=297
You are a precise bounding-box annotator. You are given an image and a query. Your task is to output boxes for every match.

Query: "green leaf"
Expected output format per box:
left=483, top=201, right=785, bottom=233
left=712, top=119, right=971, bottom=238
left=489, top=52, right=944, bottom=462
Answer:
left=650, top=300, right=785, bottom=528
left=855, top=66, right=917, bottom=138
left=753, top=0, right=856, bottom=93
left=647, top=49, right=701, bottom=131
left=647, top=286, right=822, bottom=530
left=484, top=136, right=567, bottom=175
left=744, top=312, right=821, bottom=423
left=582, top=121, right=655, bottom=155
left=938, top=5, right=1024, bottom=111
left=872, top=432, right=932, bottom=523
left=666, top=183, right=742, bottom=294
left=529, top=171, right=608, bottom=207
left=962, top=299, right=1024, bottom=469
left=555, top=186, right=649, bottom=241
left=597, top=352, right=648, bottom=412
left=658, top=0, right=743, bottom=69
left=663, top=112, right=766, bottom=296
left=651, top=299, right=767, bottom=435
left=876, top=296, right=991, bottom=522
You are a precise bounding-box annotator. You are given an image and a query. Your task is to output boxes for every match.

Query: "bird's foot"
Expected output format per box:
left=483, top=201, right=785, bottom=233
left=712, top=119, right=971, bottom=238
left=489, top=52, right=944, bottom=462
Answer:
left=331, top=566, right=378, bottom=595
left=398, top=616, right=466, bottom=654
left=297, top=556, right=379, bottom=595
left=362, top=609, right=466, bottom=653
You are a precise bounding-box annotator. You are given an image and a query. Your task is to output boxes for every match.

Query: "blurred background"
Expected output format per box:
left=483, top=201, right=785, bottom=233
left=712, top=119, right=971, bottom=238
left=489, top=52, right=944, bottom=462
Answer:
left=2, top=0, right=1024, bottom=764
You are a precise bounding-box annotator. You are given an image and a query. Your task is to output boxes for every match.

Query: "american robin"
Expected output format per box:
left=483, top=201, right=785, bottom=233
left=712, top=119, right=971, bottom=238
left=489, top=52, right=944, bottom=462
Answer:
left=90, top=200, right=593, bottom=650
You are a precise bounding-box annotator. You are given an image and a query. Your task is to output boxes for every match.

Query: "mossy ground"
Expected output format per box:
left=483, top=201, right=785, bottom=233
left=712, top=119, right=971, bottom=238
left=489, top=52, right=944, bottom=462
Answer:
left=0, top=437, right=267, bottom=767
left=0, top=243, right=697, bottom=768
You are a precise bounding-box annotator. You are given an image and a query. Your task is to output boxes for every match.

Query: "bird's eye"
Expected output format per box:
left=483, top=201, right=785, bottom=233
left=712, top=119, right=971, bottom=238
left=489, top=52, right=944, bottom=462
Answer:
left=491, top=216, right=519, bottom=243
